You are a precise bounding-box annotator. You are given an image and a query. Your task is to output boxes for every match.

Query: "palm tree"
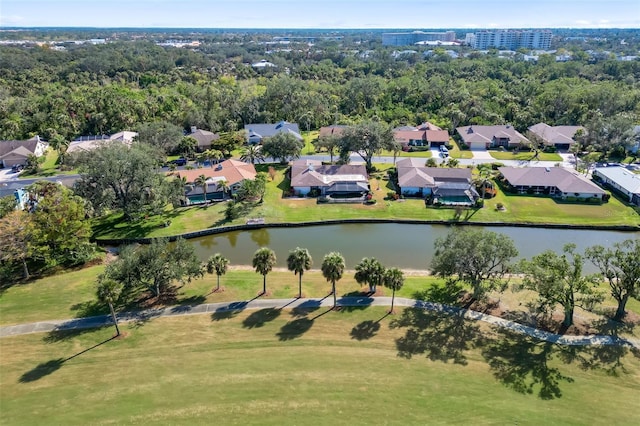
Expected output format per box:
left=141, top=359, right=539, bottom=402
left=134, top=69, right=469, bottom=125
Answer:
left=383, top=267, right=405, bottom=313
left=321, top=252, right=345, bottom=309
left=206, top=253, right=229, bottom=293
left=194, top=174, right=208, bottom=204
left=204, top=149, right=223, bottom=167
left=96, top=277, right=123, bottom=336
left=287, top=247, right=312, bottom=298
left=240, top=145, right=265, bottom=164
left=252, top=247, right=276, bottom=295
left=354, top=257, right=385, bottom=294
left=217, top=179, right=229, bottom=199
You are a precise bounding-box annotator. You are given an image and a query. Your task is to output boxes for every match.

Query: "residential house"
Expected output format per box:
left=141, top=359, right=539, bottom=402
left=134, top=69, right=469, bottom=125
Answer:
left=251, top=59, right=276, bottom=68
left=528, top=123, right=585, bottom=150
left=0, top=136, right=48, bottom=168
left=187, top=127, right=220, bottom=152
left=290, top=159, right=369, bottom=198
left=173, top=159, right=257, bottom=205
left=456, top=125, right=529, bottom=150
left=244, top=121, right=302, bottom=145
left=393, top=122, right=449, bottom=148
left=593, top=166, right=640, bottom=206
left=318, top=125, right=348, bottom=139
left=66, top=131, right=137, bottom=154
left=396, top=158, right=479, bottom=205
left=499, top=167, right=606, bottom=200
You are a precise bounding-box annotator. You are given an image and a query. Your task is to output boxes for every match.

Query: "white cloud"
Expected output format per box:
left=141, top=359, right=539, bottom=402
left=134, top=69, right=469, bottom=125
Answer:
left=1, top=14, right=25, bottom=25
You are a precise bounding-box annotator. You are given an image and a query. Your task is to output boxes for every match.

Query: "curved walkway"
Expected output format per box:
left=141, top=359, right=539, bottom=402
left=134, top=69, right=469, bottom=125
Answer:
left=1, top=297, right=638, bottom=348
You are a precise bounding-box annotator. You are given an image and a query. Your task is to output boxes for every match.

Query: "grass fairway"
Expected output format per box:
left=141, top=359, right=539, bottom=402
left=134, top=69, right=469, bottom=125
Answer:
left=2, top=309, right=640, bottom=425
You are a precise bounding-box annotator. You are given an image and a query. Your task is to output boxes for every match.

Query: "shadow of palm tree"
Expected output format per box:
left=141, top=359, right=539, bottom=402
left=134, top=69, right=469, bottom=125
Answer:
left=291, top=299, right=323, bottom=318
left=350, top=320, right=381, bottom=340
left=242, top=308, right=281, bottom=329
left=19, top=359, right=65, bottom=383
left=211, top=301, right=248, bottom=321
left=21, top=336, right=117, bottom=383
left=390, top=307, right=484, bottom=365
left=481, top=330, right=573, bottom=400
left=337, top=296, right=374, bottom=312
left=276, top=317, right=314, bottom=341
left=43, top=322, right=111, bottom=343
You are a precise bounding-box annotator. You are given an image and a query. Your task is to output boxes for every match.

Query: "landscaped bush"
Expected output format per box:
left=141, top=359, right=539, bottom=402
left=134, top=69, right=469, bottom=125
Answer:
left=491, top=162, right=504, bottom=170
left=364, top=199, right=377, bottom=205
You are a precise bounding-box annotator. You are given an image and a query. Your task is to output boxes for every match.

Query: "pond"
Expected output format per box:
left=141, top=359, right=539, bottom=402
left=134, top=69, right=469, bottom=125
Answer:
left=189, top=223, right=639, bottom=272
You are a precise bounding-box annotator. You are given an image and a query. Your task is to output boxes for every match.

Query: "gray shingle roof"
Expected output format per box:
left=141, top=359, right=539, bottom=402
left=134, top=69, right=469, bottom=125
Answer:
left=499, top=167, right=605, bottom=194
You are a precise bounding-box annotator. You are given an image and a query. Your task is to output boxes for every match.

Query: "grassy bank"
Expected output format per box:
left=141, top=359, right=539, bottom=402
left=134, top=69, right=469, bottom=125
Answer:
left=2, top=309, right=640, bottom=425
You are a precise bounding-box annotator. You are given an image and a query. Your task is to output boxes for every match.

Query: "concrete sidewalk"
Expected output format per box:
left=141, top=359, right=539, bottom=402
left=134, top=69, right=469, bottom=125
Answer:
left=2, top=297, right=638, bottom=348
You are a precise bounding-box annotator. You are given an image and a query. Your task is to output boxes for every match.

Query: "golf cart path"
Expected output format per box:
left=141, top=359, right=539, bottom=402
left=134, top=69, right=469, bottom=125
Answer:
left=2, top=297, right=638, bottom=348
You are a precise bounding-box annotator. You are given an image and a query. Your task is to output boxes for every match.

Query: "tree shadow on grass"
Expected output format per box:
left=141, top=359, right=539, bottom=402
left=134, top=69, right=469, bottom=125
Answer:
left=170, top=294, right=207, bottom=314
left=290, top=298, right=325, bottom=318
left=481, top=330, right=574, bottom=400
left=412, top=279, right=464, bottom=305
left=211, top=301, right=249, bottom=321
left=21, top=335, right=116, bottom=383
left=276, top=317, right=314, bottom=341
left=243, top=308, right=281, bottom=329
left=390, top=307, right=484, bottom=365
left=558, top=319, right=640, bottom=377
left=70, top=300, right=108, bottom=319
left=350, top=311, right=390, bottom=341
left=337, top=295, right=375, bottom=312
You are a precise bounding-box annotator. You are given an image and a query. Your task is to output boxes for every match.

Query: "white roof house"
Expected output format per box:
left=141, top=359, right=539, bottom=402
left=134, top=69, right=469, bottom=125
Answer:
left=67, top=131, right=137, bottom=154
left=593, top=166, right=640, bottom=206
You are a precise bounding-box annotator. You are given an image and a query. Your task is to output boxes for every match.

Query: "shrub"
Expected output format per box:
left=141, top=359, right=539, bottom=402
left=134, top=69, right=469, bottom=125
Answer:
left=364, top=199, right=377, bottom=205
left=491, top=162, right=505, bottom=170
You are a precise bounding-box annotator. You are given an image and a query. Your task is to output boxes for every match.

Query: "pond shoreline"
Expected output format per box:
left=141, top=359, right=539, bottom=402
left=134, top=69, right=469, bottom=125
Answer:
left=93, top=218, right=640, bottom=245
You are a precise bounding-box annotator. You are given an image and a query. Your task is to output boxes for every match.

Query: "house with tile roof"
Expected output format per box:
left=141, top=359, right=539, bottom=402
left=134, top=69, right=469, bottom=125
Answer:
left=67, top=131, right=137, bottom=154
left=456, top=125, right=529, bottom=150
left=499, top=167, right=606, bottom=200
left=393, top=122, right=450, bottom=148
left=244, top=121, right=302, bottom=145
left=528, top=123, right=585, bottom=150
left=396, top=158, right=479, bottom=205
left=290, top=159, right=369, bottom=199
left=173, top=159, right=257, bottom=205
left=0, top=136, right=48, bottom=168
left=593, top=166, right=640, bottom=206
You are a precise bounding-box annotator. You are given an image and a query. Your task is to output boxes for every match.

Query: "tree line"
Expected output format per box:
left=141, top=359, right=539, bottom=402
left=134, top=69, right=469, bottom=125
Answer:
left=1, top=40, right=638, bottom=157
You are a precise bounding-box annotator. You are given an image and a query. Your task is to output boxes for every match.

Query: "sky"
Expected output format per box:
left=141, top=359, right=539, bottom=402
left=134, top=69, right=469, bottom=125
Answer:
left=1, top=0, right=639, bottom=29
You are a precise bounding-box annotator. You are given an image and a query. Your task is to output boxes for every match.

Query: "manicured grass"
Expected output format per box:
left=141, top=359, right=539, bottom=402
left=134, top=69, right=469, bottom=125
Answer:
left=450, top=140, right=474, bottom=159
left=2, top=309, right=640, bottom=425
left=91, top=165, right=639, bottom=240
left=18, top=150, right=77, bottom=179
left=489, top=150, right=563, bottom=162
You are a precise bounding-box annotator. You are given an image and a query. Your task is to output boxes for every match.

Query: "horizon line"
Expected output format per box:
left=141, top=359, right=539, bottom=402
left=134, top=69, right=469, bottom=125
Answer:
left=1, top=26, right=639, bottom=31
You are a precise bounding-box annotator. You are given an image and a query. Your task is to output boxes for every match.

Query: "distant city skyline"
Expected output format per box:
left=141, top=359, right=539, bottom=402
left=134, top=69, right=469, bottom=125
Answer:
left=1, top=0, right=639, bottom=29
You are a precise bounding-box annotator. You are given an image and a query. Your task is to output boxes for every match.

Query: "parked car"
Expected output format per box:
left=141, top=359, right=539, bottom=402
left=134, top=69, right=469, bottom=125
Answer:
left=169, top=157, right=188, bottom=166
left=11, top=164, right=24, bottom=173
left=439, top=145, right=449, bottom=157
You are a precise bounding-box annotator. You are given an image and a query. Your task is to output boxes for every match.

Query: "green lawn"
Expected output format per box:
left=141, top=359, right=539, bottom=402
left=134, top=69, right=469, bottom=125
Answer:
left=19, top=150, right=77, bottom=179
left=489, top=150, right=563, bottom=162
left=450, top=140, right=474, bottom=159
left=2, top=308, right=639, bottom=425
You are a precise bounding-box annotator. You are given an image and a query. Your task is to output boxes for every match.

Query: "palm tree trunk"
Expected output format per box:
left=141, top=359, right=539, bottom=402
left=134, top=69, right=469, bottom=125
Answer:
left=391, top=288, right=396, bottom=313
left=298, top=274, right=303, bottom=298
left=262, top=275, right=267, bottom=295
left=216, top=275, right=221, bottom=292
left=108, top=301, right=120, bottom=336
left=332, top=281, right=337, bottom=308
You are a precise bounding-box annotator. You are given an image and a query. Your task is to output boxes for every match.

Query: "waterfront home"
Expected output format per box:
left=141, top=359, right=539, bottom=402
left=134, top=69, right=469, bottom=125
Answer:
left=290, top=159, right=369, bottom=198
left=593, top=166, right=640, bottom=206
left=173, top=159, right=257, bottom=205
left=499, top=166, right=606, bottom=200
left=396, top=158, right=479, bottom=205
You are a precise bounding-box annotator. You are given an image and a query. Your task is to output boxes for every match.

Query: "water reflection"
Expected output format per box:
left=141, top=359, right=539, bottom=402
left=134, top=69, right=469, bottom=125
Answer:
left=191, top=223, right=638, bottom=271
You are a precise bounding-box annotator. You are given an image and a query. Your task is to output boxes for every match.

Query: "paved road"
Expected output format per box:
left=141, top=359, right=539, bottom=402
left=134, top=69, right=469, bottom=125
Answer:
left=2, top=297, right=638, bottom=348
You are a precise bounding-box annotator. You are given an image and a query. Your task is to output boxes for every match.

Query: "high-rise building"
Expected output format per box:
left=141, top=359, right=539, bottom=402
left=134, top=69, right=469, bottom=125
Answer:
left=382, top=31, right=456, bottom=46
left=465, top=30, right=552, bottom=50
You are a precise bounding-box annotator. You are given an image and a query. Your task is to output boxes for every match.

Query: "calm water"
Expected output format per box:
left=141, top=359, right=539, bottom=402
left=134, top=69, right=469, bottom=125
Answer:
left=190, top=223, right=639, bottom=271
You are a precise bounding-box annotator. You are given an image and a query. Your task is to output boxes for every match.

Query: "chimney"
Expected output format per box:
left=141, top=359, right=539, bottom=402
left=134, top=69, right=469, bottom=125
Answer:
left=190, top=126, right=197, bottom=133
